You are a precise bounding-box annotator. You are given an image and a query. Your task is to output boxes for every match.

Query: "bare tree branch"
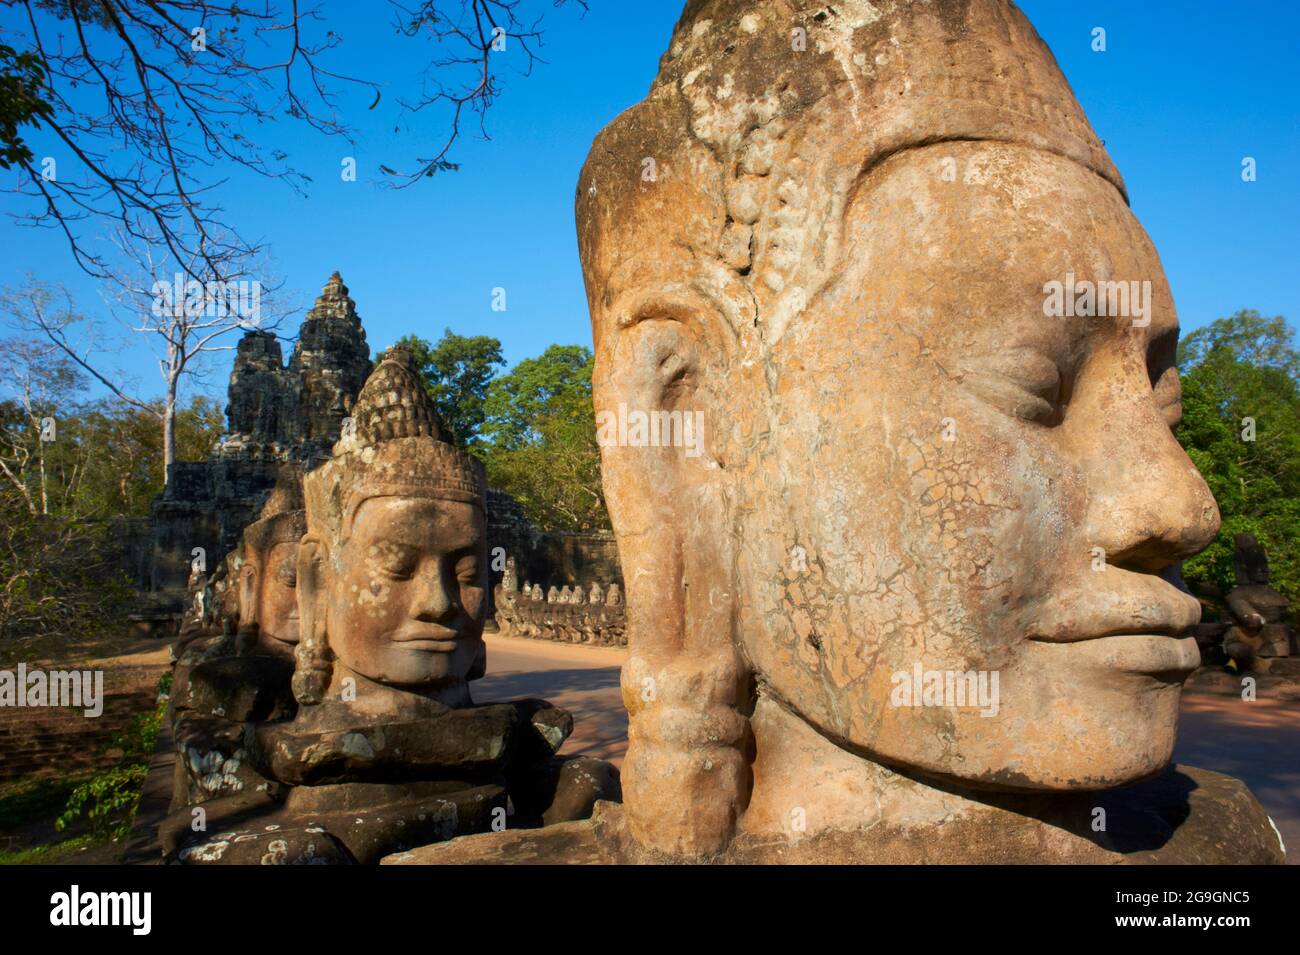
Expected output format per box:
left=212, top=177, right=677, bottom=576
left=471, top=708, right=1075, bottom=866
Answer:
left=383, top=0, right=587, bottom=185
left=3, top=0, right=587, bottom=277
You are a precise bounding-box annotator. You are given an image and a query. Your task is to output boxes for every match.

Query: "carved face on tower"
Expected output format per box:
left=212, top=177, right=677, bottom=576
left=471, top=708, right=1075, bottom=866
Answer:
left=295, top=348, right=489, bottom=703
left=577, top=0, right=1220, bottom=844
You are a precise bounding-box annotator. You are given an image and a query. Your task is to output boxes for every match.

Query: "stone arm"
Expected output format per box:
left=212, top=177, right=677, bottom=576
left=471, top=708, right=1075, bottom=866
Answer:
left=1225, top=591, right=1265, bottom=630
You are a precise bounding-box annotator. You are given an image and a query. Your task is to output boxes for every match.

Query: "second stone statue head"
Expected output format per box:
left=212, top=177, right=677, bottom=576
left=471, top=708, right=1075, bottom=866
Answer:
left=238, top=471, right=306, bottom=655
left=577, top=0, right=1221, bottom=855
left=292, top=346, right=489, bottom=706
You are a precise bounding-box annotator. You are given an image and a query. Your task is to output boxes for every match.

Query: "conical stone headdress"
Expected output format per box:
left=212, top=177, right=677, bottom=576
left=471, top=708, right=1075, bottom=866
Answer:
left=242, top=468, right=306, bottom=557
left=577, top=0, right=1127, bottom=349
left=304, top=346, right=486, bottom=544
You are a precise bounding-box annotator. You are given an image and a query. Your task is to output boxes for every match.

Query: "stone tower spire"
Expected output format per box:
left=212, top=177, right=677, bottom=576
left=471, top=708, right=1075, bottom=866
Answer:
left=305, top=271, right=362, bottom=325
left=289, top=272, right=372, bottom=455
left=224, top=329, right=292, bottom=444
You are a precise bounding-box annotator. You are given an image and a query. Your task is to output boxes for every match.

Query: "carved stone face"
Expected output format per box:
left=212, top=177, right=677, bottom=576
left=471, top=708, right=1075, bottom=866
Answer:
left=595, top=141, right=1220, bottom=793
left=323, top=496, right=486, bottom=687
left=257, top=542, right=300, bottom=646
left=742, top=141, right=1219, bottom=788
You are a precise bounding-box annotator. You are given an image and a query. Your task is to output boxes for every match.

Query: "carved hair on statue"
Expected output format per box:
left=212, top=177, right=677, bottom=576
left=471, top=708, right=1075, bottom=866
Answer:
left=575, top=0, right=1124, bottom=857
left=292, top=345, right=487, bottom=704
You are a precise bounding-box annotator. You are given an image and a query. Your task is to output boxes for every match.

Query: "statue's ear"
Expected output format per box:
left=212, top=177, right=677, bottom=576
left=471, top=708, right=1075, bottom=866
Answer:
left=296, top=536, right=327, bottom=646
left=593, top=294, right=754, bottom=858
left=240, top=563, right=259, bottom=626
left=595, top=300, right=740, bottom=656
left=467, top=639, right=487, bottom=682
left=292, top=535, right=333, bottom=704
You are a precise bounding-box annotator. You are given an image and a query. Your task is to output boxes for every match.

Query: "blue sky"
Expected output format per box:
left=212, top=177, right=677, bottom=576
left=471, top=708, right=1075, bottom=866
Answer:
left=2, top=0, right=1297, bottom=405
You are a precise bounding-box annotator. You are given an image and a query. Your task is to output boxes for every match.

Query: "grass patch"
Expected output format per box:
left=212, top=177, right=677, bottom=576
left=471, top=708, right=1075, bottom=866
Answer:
left=0, top=835, right=97, bottom=865
left=0, top=776, right=85, bottom=831
left=56, top=677, right=167, bottom=841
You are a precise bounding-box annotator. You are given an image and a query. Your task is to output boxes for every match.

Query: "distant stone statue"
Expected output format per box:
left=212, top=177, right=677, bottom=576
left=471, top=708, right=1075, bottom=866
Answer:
left=589, top=583, right=604, bottom=605
left=168, top=470, right=305, bottom=811
left=162, top=346, right=619, bottom=864
left=1224, top=533, right=1293, bottom=669
left=235, top=475, right=306, bottom=659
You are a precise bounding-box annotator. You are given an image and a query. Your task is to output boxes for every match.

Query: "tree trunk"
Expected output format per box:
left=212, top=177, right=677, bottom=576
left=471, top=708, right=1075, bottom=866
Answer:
left=163, top=380, right=177, bottom=488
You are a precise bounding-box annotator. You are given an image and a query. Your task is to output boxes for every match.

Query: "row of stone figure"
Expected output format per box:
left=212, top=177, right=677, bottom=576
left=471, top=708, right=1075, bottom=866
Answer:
left=161, top=344, right=620, bottom=864
left=496, top=596, right=626, bottom=647
left=520, top=581, right=621, bottom=606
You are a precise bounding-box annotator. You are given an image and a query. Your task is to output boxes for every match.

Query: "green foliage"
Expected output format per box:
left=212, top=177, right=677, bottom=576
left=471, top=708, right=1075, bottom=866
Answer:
left=71, top=395, right=225, bottom=516
left=0, top=339, right=222, bottom=639
left=0, top=44, right=52, bottom=171
left=54, top=765, right=149, bottom=842
left=1176, top=310, right=1300, bottom=608
left=0, top=835, right=96, bottom=865
left=480, top=345, right=607, bottom=531
left=0, top=776, right=83, bottom=831
left=392, top=333, right=607, bottom=529
left=0, top=337, right=225, bottom=518
left=395, top=330, right=504, bottom=450
left=55, top=684, right=166, bottom=841
left=0, top=502, right=134, bottom=640
left=482, top=345, right=594, bottom=449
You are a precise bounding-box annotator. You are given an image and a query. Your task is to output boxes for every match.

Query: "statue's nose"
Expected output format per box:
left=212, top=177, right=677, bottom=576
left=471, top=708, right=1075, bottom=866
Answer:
left=411, top=567, right=456, bottom=622
left=1082, top=393, right=1220, bottom=571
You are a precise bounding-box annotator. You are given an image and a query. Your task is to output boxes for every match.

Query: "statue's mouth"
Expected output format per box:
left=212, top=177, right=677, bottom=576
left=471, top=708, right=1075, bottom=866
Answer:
left=1020, top=582, right=1202, bottom=678
left=1027, top=621, right=1192, bottom=643
left=1027, top=632, right=1200, bottom=679
left=390, top=623, right=461, bottom=652
left=1023, top=577, right=1202, bottom=645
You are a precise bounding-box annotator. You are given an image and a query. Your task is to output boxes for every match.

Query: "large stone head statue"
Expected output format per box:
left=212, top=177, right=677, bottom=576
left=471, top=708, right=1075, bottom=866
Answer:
left=577, top=0, right=1220, bottom=856
left=293, top=347, right=489, bottom=708
left=237, top=470, right=306, bottom=656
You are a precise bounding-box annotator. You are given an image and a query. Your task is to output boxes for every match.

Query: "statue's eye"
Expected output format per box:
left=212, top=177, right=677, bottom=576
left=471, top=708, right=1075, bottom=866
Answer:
left=1151, top=365, right=1182, bottom=429
left=276, top=561, right=297, bottom=588
left=455, top=556, right=480, bottom=585
left=376, top=545, right=418, bottom=580
left=961, top=348, right=1064, bottom=426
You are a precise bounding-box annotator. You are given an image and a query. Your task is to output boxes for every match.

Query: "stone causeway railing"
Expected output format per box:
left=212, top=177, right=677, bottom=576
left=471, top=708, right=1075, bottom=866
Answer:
left=493, top=561, right=625, bottom=647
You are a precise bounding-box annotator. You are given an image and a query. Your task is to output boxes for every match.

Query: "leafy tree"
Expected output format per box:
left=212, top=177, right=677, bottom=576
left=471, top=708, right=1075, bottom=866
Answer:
left=0, top=337, right=223, bottom=640
left=396, top=330, right=504, bottom=451
left=0, top=44, right=50, bottom=170
left=5, top=259, right=284, bottom=485
left=73, top=396, right=224, bottom=516
left=481, top=345, right=607, bottom=531
left=1177, top=310, right=1300, bottom=609
left=482, top=344, right=595, bottom=449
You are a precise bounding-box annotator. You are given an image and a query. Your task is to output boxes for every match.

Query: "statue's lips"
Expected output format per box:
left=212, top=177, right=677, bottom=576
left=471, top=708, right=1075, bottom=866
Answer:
left=1028, top=631, right=1200, bottom=676
left=389, top=624, right=461, bottom=652
left=1028, top=620, right=1193, bottom=642
left=1024, top=582, right=1202, bottom=646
